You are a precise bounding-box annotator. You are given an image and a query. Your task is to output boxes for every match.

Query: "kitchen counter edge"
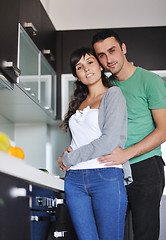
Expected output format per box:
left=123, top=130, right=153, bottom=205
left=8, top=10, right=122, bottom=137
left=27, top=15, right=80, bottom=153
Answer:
left=0, top=152, right=64, bottom=191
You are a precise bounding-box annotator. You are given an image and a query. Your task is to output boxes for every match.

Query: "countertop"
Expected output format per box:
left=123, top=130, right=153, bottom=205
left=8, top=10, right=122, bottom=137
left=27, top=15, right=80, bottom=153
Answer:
left=0, top=151, right=64, bottom=191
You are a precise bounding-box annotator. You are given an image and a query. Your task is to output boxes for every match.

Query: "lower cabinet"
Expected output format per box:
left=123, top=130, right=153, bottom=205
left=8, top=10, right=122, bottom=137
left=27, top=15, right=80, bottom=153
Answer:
left=0, top=173, right=77, bottom=240
left=0, top=173, right=31, bottom=240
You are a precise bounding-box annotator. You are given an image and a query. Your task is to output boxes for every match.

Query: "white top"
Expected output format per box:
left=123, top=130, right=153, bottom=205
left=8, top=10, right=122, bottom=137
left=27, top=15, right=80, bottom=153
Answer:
left=69, top=106, right=122, bottom=170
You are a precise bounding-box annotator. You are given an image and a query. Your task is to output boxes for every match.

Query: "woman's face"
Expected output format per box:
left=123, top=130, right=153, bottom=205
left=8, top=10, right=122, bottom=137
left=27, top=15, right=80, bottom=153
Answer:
left=75, top=53, right=103, bottom=87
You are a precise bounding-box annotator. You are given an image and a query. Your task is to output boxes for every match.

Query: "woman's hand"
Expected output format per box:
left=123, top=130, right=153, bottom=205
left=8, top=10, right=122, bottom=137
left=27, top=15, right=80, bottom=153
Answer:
left=57, top=146, right=73, bottom=172
left=57, top=154, right=68, bottom=172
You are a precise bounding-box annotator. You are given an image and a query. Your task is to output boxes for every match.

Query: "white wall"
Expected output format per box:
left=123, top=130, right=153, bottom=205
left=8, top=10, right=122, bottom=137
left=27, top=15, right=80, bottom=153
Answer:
left=0, top=115, right=14, bottom=141
left=15, top=123, right=47, bottom=169
left=48, top=123, right=70, bottom=177
left=14, top=122, right=70, bottom=178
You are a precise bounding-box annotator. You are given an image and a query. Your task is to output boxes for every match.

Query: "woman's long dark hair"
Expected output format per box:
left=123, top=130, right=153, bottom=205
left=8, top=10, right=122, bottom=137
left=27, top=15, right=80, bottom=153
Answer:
left=61, top=47, right=112, bottom=131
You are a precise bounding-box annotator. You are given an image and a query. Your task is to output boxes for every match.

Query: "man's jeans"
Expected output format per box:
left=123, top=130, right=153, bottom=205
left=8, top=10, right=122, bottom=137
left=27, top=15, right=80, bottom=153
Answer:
left=126, top=156, right=165, bottom=240
left=65, top=167, right=127, bottom=240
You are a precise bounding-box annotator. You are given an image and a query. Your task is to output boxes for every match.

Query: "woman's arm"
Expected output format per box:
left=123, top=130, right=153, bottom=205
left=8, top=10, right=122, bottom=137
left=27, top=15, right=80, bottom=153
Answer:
left=62, top=87, right=127, bottom=168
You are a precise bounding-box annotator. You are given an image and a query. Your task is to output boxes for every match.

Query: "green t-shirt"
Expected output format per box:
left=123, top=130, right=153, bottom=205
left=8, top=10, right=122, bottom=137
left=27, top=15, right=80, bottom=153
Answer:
left=110, top=67, right=166, bottom=164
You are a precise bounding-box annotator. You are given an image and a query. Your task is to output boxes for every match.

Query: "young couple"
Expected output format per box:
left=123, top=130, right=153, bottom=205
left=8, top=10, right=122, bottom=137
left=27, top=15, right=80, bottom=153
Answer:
left=58, top=30, right=166, bottom=240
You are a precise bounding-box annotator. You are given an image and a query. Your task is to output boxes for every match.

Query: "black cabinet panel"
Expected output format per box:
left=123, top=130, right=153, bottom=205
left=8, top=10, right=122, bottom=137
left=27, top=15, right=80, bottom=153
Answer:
left=39, top=5, right=56, bottom=70
left=0, top=0, right=19, bottom=83
left=59, top=26, right=166, bottom=74
left=0, top=173, right=31, bottom=240
left=19, top=0, right=41, bottom=41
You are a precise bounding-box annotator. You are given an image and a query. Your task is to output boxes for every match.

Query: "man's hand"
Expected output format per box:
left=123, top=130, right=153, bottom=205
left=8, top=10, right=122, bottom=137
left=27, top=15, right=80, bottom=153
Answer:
left=98, top=146, right=129, bottom=166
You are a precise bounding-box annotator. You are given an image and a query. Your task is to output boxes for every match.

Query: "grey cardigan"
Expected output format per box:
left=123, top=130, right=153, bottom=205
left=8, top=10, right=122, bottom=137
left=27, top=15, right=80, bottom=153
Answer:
left=63, top=86, right=132, bottom=185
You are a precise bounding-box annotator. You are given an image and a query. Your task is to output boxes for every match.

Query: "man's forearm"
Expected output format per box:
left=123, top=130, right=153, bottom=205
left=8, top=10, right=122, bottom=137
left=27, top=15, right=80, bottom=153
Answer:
left=125, top=127, right=166, bottom=160
left=98, top=127, right=166, bottom=166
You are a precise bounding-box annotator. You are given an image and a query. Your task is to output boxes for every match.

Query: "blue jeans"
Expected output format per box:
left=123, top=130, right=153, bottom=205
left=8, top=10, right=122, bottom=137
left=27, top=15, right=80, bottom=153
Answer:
left=65, top=168, right=127, bottom=240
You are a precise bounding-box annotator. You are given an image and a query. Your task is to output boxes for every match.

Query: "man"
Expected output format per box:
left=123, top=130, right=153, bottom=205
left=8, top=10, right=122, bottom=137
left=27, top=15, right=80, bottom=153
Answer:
left=92, top=30, right=166, bottom=240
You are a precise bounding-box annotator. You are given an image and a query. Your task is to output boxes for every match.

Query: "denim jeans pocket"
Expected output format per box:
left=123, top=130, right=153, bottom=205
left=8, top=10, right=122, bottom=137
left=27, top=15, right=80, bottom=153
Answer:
left=97, top=168, right=119, bottom=181
left=64, top=170, right=72, bottom=180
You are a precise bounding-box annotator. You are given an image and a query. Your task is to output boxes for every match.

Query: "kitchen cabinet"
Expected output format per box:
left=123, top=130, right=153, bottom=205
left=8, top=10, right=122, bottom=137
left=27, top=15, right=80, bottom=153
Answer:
left=0, top=0, right=57, bottom=121
left=0, top=0, right=56, bottom=83
left=19, top=0, right=56, bottom=70
left=0, top=0, right=20, bottom=83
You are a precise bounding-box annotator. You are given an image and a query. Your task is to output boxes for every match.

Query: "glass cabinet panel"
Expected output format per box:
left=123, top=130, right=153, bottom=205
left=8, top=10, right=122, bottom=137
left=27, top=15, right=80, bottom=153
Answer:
left=17, top=24, right=56, bottom=118
left=18, top=25, right=40, bottom=100
left=61, top=74, right=76, bottom=119
left=40, top=54, right=56, bottom=112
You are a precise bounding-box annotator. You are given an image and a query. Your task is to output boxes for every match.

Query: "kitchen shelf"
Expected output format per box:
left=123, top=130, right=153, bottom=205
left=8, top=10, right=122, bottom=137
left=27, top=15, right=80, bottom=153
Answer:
left=0, top=83, right=57, bottom=124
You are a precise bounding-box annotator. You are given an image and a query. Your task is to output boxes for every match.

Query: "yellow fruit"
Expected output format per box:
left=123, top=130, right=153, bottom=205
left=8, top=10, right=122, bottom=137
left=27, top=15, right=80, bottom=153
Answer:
left=0, top=132, right=10, bottom=153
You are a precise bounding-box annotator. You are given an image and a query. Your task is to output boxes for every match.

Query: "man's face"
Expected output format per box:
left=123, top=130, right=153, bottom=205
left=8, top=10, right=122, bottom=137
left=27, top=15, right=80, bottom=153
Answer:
left=93, top=37, right=126, bottom=76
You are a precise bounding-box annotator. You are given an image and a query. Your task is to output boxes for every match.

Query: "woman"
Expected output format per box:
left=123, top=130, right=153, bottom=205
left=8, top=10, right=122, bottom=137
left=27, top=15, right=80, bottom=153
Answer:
left=58, top=47, right=132, bottom=240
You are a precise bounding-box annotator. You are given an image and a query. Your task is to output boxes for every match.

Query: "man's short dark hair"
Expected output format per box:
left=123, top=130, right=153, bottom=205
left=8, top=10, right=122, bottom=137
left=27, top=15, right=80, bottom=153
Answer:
left=92, top=30, right=122, bottom=48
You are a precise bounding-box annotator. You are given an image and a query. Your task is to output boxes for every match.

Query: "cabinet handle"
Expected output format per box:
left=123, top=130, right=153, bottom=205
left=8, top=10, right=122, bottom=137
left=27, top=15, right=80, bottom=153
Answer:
left=42, top=49, right=55, bottom=61
left=44, top=106, right=50, bottom=110
left=24, top=87, right=31, bottom=91
left=54, top=231, right=67, bottom=238
left=3, top=61, right=21, bottom=77
left=55, top=198, right=64, bottom=207
left=23, top=22, right=37, bottom=36
left=9, top=187, right=27, bottom=198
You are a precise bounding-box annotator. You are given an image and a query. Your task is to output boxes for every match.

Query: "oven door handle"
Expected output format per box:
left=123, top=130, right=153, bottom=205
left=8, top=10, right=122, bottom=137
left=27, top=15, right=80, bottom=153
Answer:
left=31, top=215, right=56, bottom=222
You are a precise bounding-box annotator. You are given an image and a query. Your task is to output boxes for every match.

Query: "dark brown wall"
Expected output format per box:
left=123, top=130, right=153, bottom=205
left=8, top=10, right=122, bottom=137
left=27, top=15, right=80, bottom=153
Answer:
left=56, top=26, right=166, bottom=119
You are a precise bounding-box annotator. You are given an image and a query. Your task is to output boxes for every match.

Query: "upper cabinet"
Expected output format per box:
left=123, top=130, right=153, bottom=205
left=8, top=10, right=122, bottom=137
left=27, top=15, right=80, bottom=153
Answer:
left=19, top=0, right=56, bottom=70
left=0, top=0, right=57, bottom=122
left=0, top=0, right=56, bottom=84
